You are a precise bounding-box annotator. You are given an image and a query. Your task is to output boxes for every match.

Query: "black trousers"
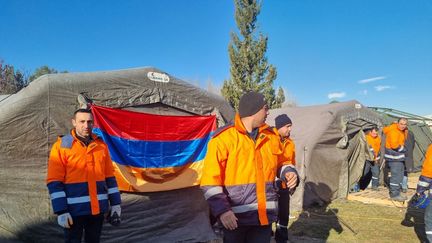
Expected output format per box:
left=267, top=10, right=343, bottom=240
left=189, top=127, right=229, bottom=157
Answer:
left=64, top=214, right=104, bottom=243
left=275, top=188, right=290, bottom=243
left=223, top=225, right=272, bottom=243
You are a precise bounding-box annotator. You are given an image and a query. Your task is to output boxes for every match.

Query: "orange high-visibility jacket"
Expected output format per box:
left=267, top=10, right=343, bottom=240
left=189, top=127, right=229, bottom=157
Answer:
left=383, top=123, right=407, bottom=162
left=416, top=144, right=432, bottom=194
left=421, top=145, right=432, bottom=178
left=200, top=114, right=296, bottom=226
left=282, top=137, right=296, bottom=166
left=366, top=133, right=381, bottom=160
left=46, top=129, right=121, bottom=216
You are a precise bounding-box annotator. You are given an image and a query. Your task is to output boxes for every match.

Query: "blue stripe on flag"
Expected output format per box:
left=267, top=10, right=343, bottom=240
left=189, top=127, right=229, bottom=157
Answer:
left=93, top=128, right=212, bottom=168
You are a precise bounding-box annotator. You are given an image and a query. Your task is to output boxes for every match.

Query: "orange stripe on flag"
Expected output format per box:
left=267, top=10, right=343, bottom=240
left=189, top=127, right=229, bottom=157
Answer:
left=112, top=161, right=204, bottom=192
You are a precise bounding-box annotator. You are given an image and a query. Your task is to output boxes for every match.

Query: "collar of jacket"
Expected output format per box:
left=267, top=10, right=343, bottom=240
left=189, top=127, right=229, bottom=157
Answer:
left=280, top=136, right=292, bottom=144
left=70, top=129, right=98, bottom=147
left=233, top=113, right=271, bottom=135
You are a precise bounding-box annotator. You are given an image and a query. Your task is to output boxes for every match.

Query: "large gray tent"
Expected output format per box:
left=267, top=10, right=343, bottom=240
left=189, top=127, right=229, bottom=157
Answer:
left=267, top=101, right=383, bottom=210
left=0, top=67, right=234, bottom=242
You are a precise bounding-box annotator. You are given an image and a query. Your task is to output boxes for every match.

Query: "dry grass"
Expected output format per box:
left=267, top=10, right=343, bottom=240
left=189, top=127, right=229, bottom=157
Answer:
left=208, top=197, right=426, bottom=243
left=209, top=173, right=426, bottom=242
left=286, top=198, right=426, bottom=243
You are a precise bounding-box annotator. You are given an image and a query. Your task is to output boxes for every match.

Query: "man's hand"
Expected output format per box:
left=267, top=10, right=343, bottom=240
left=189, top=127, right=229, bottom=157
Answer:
left=284, top=171, right=298, bottom=189
left=57, top=212, right=73, bottom=228
left=219, top=210, right=238, bottom=230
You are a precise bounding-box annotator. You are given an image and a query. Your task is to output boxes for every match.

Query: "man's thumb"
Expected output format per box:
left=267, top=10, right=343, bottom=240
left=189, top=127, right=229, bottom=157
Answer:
left=68, top=216, right=74, bottom=226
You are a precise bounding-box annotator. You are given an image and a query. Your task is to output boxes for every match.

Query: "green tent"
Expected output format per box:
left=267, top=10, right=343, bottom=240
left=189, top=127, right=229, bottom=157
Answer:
left=369, top=107, right=432, bottom=172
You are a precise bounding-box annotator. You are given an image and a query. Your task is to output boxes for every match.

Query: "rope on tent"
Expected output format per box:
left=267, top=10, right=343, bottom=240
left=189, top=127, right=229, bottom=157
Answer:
left=0, top=94, right=12, bottom=103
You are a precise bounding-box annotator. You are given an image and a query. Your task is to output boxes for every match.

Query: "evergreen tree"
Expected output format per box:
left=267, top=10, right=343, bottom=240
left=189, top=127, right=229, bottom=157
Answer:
left=0, top=61, right=28, bottom=94
left=275, top=87, right=285, bottom=108
left=222, top=0, right=285, bottom=109
left=0, top=61, right=68, bottom=94
left=29, top=65, right=67, bottom=82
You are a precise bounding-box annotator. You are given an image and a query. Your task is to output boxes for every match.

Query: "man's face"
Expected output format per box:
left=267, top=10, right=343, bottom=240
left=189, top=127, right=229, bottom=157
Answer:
left=278, top=124, right=292, bottom=138
left=370, top=129, right=378, bottom=138
left=397, top=119, right=408, bottom=131
left=72, top=112, right=93, bottom=138
left=252, top=104, right=269, bottom=128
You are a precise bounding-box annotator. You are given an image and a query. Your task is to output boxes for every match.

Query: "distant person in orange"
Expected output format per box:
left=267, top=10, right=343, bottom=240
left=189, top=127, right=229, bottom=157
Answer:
left=274, top=114, right=299, bottom=243
left=383, top=118, right=408, bottom=201
left=414, top=144, right=432, bottom=242
left=201, top=91, right=298, bottom=243
left=46, top=109, right=122, bottom=243
left=364, top=127, right=382, bottom=190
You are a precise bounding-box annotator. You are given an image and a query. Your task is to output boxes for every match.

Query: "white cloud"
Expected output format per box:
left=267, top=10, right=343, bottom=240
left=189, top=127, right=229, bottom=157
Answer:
left=328, top=92, right=346, bottom=99
left=374, top=85, right=394, bottom=92
left=361, top=89, right=368, bottom=95
left=358, top=76, right=387, bottom=84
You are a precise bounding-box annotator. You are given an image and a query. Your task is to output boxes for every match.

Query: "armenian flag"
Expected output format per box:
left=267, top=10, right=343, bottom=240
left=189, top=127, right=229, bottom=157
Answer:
left=91, top=105, right=216, bottom=192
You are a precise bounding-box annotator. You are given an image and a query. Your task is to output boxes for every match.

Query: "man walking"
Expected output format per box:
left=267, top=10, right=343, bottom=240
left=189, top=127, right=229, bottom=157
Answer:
left=46, top=109, right=122, bottom=243
left=383, top=118, right=408, bottom=201
left=201, top=91, right=298, bottom=243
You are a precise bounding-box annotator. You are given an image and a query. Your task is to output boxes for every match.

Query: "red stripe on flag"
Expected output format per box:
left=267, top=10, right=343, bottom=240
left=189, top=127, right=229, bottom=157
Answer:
left=91, top=105, right=216, bottom=141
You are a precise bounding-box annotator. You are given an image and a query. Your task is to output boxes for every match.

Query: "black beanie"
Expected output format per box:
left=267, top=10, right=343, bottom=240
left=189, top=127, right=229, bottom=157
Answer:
left=238, top=91, right=267, bottom=118
left=275, top=114, right=292, bottom=129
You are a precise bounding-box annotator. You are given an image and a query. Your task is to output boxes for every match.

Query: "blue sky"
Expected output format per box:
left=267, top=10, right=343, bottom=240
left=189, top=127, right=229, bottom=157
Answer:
left=1, top=0, right=431, bottom=115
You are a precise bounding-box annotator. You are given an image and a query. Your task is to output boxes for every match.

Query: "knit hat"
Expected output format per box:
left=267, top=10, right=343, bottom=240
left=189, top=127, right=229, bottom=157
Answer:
left=238, top=91, right=267, bottom=118
left=275, top=114, right=292, bottom=129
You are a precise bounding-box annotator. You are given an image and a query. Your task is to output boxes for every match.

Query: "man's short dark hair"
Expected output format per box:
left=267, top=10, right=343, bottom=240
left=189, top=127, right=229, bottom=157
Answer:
left=371, top=126, right=378, bottom=132
left=73, top=108, right=92, bottom=118
left=398, top=117, right=408, bottom=123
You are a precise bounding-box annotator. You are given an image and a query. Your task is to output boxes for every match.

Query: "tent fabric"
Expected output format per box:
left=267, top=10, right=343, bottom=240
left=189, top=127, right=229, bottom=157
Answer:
left=0, top=94, right=11, bottom=103
left=267, top=101, right=383, bottom=210
left=91, top=104, right=217, bottom=192
left=0, top=67, right=234, bottom=242
left=404, top=130, right=415, bottom=171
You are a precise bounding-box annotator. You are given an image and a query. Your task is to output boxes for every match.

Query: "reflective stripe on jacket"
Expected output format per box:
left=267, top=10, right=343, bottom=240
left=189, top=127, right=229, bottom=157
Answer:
left=276, top=134, right=298, bottom=190
left=200, top=114, right=295, bottom=226
left=383, top=124, right=407, bottom=162
left=46, top=129, right=121, bottom=216
left=417, top=145, right=432, bottom=194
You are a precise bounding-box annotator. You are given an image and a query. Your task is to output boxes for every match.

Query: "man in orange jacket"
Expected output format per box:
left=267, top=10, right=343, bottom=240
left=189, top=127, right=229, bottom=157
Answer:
left=364, top=127, right=382, bottom=190
left=274, top=114, right=298, bottom=243
left=383, top=118, right=408, bottom=201
left=414, top=144, right=432, bottom=241
left=201, top=91, right=298, bottom=243
left=46, top=109, right=121, bottom=243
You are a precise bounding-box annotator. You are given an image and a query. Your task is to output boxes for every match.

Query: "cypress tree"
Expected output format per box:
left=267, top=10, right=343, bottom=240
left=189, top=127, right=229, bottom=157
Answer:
left=222, top=0, right=285, bottom=109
